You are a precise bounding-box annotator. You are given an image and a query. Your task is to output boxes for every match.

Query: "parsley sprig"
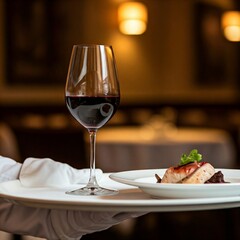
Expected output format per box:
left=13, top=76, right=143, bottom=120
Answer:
left=179, top=149, right=202, bottom=166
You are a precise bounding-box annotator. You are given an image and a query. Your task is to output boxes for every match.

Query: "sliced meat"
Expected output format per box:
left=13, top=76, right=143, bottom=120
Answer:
left=161, top=161, right=204, bottom=183
left=181, top=163, right=215, bottom=184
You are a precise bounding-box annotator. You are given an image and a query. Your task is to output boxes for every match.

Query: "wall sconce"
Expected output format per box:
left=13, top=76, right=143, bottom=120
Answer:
left=118, top=2, right=148, bottom=35
left=221, top=11, right=240, bottom=42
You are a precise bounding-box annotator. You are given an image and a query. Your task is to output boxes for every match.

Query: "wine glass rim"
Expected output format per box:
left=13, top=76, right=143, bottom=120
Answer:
left=73, top=44, right=112, bottom=48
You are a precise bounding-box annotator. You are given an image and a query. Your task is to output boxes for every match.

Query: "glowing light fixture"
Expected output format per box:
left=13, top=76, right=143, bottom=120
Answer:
left=222, top=11, right=240, bottom=42
left=118, top=2, right=148, bottom=35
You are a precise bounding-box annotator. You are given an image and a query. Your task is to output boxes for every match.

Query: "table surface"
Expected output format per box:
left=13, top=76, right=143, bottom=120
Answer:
left=96, top=126, right=236, bottom=171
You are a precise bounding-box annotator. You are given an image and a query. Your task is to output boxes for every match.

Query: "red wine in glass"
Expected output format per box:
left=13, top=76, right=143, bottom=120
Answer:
left=66, top=96, right=120, bottom=130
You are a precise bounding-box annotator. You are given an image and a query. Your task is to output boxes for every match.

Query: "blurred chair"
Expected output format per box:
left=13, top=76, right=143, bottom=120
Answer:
left=0, top=122, right=21, bottom=161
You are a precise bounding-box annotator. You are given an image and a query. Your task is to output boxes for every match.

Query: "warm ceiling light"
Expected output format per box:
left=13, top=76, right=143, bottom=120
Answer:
left=222, top=11, right=240, bottom=42
left=118, top=2, right=148, bottom=35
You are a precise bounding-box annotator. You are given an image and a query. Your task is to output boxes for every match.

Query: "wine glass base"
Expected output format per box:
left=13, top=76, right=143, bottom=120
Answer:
left=66, top=186, right=118, bottom=196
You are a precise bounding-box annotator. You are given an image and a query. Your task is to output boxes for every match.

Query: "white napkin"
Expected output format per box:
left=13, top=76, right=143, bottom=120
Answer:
left=19, top=157, right=103, bottom=188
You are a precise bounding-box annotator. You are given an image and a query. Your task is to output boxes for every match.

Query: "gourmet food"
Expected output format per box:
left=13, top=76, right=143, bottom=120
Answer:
left=155, top=149, right=227, bottom=184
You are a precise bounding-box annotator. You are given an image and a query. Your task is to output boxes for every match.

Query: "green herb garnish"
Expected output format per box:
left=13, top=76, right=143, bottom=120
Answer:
left=179, top=149, right=202, bottom=166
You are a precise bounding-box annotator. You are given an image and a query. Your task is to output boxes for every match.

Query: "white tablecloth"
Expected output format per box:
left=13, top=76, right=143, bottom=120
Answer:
left=95, top=126, right=236, bottom=172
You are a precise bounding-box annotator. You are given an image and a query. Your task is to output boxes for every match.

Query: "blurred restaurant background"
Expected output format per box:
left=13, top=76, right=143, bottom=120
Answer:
left=1, top=0, right=240, bottom=239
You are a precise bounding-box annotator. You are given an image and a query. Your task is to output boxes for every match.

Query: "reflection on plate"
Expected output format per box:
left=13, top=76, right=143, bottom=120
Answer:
left=109, top=169, right=240, bottom=199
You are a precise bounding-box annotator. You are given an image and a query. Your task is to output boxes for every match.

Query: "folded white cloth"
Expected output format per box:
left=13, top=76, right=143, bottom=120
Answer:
left=19, top=157, right=103, bottom=188
left=0, top=156, right=21, bottom=183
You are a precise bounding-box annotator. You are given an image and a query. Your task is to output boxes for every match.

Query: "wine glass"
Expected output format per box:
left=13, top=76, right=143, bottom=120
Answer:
left=65, top=44, right=120, bottom=196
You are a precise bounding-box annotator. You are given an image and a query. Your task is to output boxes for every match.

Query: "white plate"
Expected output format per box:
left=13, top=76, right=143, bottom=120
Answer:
left=1, top=173, right=240, bottom=212
left=109, top=169, right=240, bottom=199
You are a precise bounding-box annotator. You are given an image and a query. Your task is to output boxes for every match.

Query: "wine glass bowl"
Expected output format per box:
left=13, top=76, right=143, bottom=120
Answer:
left=65, top=44, right=120, bottom=196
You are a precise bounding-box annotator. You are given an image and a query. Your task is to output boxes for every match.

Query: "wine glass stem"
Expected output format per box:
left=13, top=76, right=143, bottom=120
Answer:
left=88, top=129, right=98, bottom=188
